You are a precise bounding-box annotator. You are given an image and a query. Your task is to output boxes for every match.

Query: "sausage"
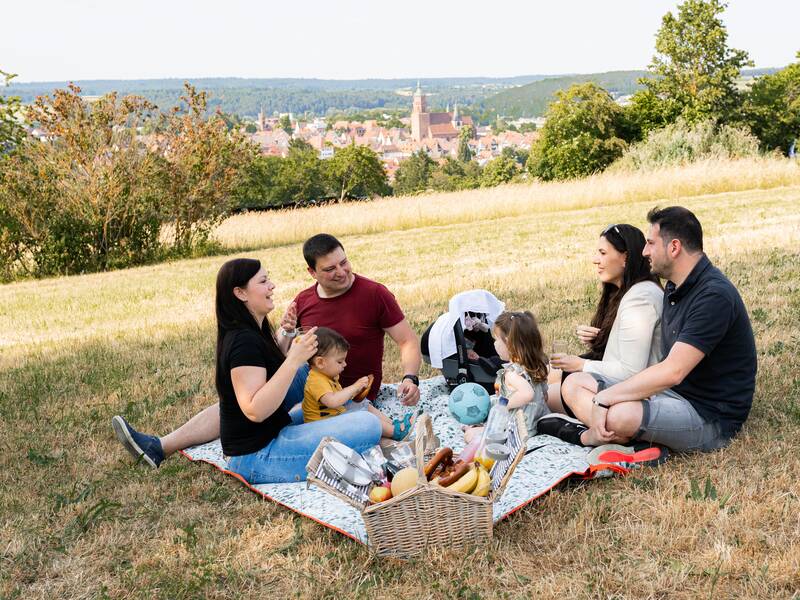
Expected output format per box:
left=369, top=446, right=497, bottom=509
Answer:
left=424, top=448, right=453, bottom=480
left=436, top=460, right=471, bottom=487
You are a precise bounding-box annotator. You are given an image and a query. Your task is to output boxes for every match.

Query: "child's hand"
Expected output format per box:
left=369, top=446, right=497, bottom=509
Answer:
left=350, top=376, right=372, bottom=403
left=280, top=301, right=298, bottom=333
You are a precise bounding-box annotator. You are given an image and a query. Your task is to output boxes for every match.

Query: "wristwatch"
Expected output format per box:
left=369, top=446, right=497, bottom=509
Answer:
left=402, top=374, right=419, bottom=386
left=280, top=327, right=297, bottom=338
left=592, top=395, right=610, bottom=409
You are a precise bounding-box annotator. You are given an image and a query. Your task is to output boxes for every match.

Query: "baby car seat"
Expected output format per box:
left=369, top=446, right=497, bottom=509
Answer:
left=421, top=317, right=502, bottom=393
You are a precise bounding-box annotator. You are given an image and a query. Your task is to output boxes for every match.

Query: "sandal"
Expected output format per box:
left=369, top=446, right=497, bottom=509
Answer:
left=391, top=412, right=415, bottom=441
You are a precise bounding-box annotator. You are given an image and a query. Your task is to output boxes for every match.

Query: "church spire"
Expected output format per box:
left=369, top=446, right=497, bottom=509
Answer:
left=452, top=102, right=461, bottom=127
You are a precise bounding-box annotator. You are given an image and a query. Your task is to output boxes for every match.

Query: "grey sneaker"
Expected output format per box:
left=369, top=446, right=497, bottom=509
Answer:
left=112, top=415, right=164, bottom=468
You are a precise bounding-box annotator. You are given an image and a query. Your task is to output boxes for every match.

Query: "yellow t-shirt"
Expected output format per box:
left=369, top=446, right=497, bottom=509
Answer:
left=303, top=368, right=347, bottom=422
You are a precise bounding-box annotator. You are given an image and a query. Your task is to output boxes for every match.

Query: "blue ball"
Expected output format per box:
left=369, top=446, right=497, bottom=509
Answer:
left=448, top=382, right=491, bottom=425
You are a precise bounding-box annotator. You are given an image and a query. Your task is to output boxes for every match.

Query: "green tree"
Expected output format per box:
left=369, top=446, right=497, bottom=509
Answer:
left=527, top=83, right=628, bottom=181
left=279, top=114, right=293, bottom=134
left=625, top=89, right=683, bottom=139
left=279, top=138, right=326, bottom=204
left=233, top=152, right=285, bottom=209
left=460, top=160, right=483, bottom=189
left=481, top=154, right=520, bottom=187
left=457, top=126, right=473, bottom=162
left=637, top=0, right=752, bottom=126
left=492, top=116, right=509, bottom=134
left=741, top=52, right=800, bottom=154
left=378, top=116, right=404, bottom=129
left=325, top=143, right=388, bottom=201
left=393, top=150, right=435, bottom=195
left=244, top=122, right=257, bottom=134
left=0, top=70, right=25, bottom=154
left=501, top=145, right=529, bottom=167
left=429, top=157, right=462, bottom=192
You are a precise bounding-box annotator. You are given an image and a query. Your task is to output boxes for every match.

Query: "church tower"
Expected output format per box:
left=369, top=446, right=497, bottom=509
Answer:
left=258, top=104, right=266, bottom=132
left=451, top=102, right=461, bottom=128
left=411, top=81, right=430, bottom=142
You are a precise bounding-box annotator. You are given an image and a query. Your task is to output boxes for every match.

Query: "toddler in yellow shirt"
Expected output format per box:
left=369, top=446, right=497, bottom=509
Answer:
left=302, top=327, right=415, bottom=440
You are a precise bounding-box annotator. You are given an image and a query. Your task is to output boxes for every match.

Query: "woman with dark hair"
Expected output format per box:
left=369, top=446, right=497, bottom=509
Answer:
left=546, top=224, right=662, bottom=420
left=212, top=257, right=381, bottom=484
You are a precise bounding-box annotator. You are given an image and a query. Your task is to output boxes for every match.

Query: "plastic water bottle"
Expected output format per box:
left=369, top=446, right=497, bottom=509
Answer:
left=476, top=396, right=510, bottom=469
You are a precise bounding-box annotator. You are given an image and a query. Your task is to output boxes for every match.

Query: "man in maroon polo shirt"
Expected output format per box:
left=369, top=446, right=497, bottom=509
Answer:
left=112, top=234, right=421, bottom=468
left=282, top=233, right=420, bottom=403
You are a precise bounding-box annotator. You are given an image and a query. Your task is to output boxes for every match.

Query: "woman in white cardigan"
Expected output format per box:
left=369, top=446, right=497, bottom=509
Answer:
left=548, top=224, right=662, bottom=420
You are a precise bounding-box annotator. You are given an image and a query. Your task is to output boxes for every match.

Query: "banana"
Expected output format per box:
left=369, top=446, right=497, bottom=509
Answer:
left=446, top=463, right=479, bottom=494
left=471, top=465, right=491, bottom=497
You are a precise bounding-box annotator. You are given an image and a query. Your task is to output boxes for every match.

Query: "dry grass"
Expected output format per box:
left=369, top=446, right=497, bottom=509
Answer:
left=2, top=164, right=799, bottom=599
left=213, top=156, right=800, bottom=252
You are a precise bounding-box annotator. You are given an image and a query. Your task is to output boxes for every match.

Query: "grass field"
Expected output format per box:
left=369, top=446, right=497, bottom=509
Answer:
left=2, top=159, right=799, bottom=599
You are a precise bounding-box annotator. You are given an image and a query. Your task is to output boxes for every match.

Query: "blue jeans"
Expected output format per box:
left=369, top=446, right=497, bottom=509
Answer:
left=227, top=365, right=383, bottom=484
left=284, top=364, right=309, bottom=425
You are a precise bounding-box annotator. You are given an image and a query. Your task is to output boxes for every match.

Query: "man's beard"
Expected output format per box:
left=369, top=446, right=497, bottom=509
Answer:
left=649, top=260, right=668, bottom=280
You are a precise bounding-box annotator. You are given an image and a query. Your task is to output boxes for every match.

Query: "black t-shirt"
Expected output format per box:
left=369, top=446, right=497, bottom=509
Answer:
left=661, top=254, right=757, bottom=438
left=218, top=328, right=290, bottom=456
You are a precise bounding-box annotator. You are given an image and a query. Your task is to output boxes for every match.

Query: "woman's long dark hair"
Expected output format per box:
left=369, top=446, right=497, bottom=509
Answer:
left=214, top=258, right=284, bottom=396
left=589, top=224, right=661, bottom=358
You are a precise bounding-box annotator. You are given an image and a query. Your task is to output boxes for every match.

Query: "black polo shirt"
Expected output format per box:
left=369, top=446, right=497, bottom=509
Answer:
left=661, top=254, right=757, bottom=438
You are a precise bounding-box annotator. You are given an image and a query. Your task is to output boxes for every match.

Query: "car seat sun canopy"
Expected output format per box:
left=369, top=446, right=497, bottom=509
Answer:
left=426, top=290, right=505, bottom=368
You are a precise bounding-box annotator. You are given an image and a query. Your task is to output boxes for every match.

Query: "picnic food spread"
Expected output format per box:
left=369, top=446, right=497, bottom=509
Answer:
left=306, top=411, right=528, bottom=557
left=367, top=444, right=494, bottom=502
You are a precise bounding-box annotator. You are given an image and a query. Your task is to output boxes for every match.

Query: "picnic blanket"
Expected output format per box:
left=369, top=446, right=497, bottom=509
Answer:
left=181, top=376, right=631, bottom=545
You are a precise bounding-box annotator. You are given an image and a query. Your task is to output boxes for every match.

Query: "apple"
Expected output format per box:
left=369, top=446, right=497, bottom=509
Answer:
left=369, top=486, right=392, bottom=503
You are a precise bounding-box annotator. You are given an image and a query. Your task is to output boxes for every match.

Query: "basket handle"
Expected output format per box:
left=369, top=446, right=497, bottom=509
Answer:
left=414, top=413, right=431, bottom=485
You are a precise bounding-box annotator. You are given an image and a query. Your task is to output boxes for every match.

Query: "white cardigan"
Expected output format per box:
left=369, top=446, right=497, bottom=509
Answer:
left=582, top=280, right=663, bottom=384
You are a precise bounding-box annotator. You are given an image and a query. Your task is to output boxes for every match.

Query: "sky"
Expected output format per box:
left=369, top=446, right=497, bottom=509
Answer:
left=4, top=0, right=798, bottom=82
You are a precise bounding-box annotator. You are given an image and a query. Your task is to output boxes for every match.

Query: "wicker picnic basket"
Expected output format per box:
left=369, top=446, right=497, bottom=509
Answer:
left=306, top=412, right=529, bottom=557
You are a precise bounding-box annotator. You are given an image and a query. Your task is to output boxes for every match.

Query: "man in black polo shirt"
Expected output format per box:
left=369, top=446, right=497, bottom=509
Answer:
left=541, top=206, right=757, bottom=451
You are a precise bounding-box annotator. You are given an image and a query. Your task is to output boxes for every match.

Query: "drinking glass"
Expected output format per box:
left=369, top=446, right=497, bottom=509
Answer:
left=361, top=445, right=388, bottom=481
left=390, top=443, right=416, bottom=469
left=550, top=339, right=568, bottom=363
left=293, top=326, right=312, bottom=344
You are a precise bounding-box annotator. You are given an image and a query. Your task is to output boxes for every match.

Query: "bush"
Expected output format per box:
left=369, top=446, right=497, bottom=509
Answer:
left=480, top=154, right=520, bottom=187
left=527, top=83, right=628, bottom=181
left=429, top=157, right=481, bottom=192
left=1, top=69, right=25, bottom=155
left=0, top=87, right=165, bottom=279
left=613, top=118, right=761, bottom=171
left=393, top=151, right=436, bottom=195
left=0, top=84, right=253, bottom=280
left=152, top=85, right=255, bottom=254
left=741, top=55, right=800, bottom=155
